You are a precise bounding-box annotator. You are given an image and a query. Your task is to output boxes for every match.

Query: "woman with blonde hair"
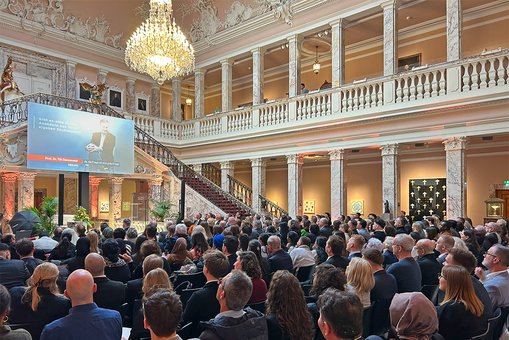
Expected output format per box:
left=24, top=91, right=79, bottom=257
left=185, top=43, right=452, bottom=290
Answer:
left=9, top=263, right=71, bottom=332
left=437, top=265, right=487, bottom=339
left=345, top=257, right=374, bottom=308
left=87, top=230, right=100, bottom=254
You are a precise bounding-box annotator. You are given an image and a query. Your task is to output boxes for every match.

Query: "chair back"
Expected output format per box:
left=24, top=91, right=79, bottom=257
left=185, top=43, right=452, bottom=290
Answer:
left=174, top=280, right=192, bottom=294
left=493, top=306, right=509, bottom=340
left=179, top=288, right=200, bottom=309
left=295, top=265, right=314, bottom=283
left=370, top=298, right=392, bottom=336
left=420, top=285, right=439, bottom=305
left=247, top=301, right=266, bottom=314
left=470, top=307, right=501, bottom=340
left=177, top=322, right=195, bottom=339
left=173, top=271, right=206, bottom=289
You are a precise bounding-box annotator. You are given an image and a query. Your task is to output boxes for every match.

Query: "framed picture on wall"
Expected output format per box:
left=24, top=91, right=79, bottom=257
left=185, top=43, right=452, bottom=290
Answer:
left=76, top=78, right=95, bottom=101
left=108, top=86, right=123, bottom=110
left=398, top=53, right=421, bottom=72
left=100, top=202, right=109, bottom=213
left=135, top=92, right=149, bottom=114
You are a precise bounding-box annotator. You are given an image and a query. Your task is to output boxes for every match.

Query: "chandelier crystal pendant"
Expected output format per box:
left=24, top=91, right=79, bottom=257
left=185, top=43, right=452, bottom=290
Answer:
left=312, top=46, right=321, bottom=75
left=125, top=0, right=195, bottom=85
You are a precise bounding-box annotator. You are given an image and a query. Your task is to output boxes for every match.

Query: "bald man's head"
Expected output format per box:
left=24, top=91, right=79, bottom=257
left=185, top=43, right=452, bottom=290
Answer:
left=85, top=253, right=106, bottom=277
left=65, top=269, right=96, bottom=306
left=416, top=239, right=435, bottom=255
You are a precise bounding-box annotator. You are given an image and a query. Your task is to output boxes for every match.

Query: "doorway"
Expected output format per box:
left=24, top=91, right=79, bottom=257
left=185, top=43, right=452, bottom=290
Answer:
left=495, top=189, right=509, bottom=219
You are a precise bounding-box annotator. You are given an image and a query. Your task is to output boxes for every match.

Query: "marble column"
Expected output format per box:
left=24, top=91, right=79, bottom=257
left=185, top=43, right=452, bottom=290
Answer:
left=89, top=177, right=102, bottom=219
left=330, top=19, right=345, bottom=87
left=252, top=47, right=264, bottom=105
left=97, top=70, right=108, bottom=103
left=221, top=59, right=233, bottom=112
left=192, top=164, right=203, bottom=175
left=194, top=68, right=205, bottom=118
left=17, top=172, right=37, bottom=210
left=2, top=173, right=17, bottom=222
left=382, top=1, right=398, bottom=76
left=251, top=158, right=266, bottom=213
left=287, top=154, right=303, bottom=218
left=220, top=161, right=234, bottom=193
left=381, top=144, right=400, bottom=218
left=444, top=137, right=467, bottom=219
left=109, top=177, right=123, bottom=225
left=126, top=78, right=136, bottom=113
left=148, top=176, right=163, bottom=212
left=150, top=84, right=161, bottom=117
left=329, top=150, right=346, bottom=219
left=446, top=0, right=462, bottom=62
left=171, top=78, right=182, bottom=121
left=288, top=35, right=301, bottom=97
left=65, top=61, right=77, bottom=99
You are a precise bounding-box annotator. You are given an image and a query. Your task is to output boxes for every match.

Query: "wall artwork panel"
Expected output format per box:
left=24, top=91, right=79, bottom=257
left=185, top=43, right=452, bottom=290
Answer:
left=409, top=178, right=446, bottom=221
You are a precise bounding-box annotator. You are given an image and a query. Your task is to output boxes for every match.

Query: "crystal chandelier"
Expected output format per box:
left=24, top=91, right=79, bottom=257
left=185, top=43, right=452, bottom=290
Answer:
left=125, top=0, right=195, bottom=85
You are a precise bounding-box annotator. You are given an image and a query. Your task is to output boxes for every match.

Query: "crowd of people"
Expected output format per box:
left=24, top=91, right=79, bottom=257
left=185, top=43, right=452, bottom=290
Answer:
left=0, top=211, right=508, bottom=340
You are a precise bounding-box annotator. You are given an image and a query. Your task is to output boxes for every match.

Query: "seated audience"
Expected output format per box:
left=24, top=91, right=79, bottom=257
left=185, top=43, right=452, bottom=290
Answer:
left=312, top=236, right=328, bottom=265
left=0, top=243, right=30, bottom=289
left=267, top=235, right=293, bottom=273
left=266, top=270, right=313, bottom=340
left=84, top=253, right=125, bottom=311
left=34, top=231, right=58, bottom=252
left=345, top=257, right=374, bottom=308
left=324, top=235, right=349, bottom=271
left=183, top=251, right=230, bottom=326
left=475, top=244, right=509, bottom=310
left=387, top=234, right=421, bottom=293
left=40, top=269, right=122, bottom=340
left=460, top=229, right=483, bottom=265
left=415, top=239, right=442, bottom=286
left=0, top=284, right=31, bottom=340
left=131, top=240, right=172, bottom=279
left=163, top=224, right=190, bottom=253
left=437, top=265, right=487, bottom=339
left=289, top=236, right=315, bottom=271
left=143, top=289, right=182, bottom=340
left=48, top=233, right=75, bottom=261
left=317, top=288, right=363, bottom=340
left=190, top=231, right=209, bottom=261
left=101, top=239, right=131, bottom=283
left=9, top=262, right=71, bottom=331
left=199, top=270, right=268, bottom=340
left=15, top=238, right=43, bottom=275
left=362, top=248, right=397, bottom=303
left=382, top=236, right=398, bottom=267
left=234, top=251, right=267, bottom=304
left=389, top=292, right=438, bottom=340
left=87, top=230, right=100, bottom=254
left=372, top=218, right=386, bottom=242
left=435, top=234, right=454, bottom=265
left=166, top=238, right=195, bottom=273
left=222, top=235, right=239, bottom=271
left=61, top=237, right=90, bottom=273
left=346, top=235, right=365, bottom=260
left=248, top=240, right=271, bottom=283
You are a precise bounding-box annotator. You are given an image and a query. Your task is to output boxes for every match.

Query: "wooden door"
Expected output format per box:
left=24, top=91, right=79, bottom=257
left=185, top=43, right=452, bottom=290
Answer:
left=496, top=189, right=509, bottom=218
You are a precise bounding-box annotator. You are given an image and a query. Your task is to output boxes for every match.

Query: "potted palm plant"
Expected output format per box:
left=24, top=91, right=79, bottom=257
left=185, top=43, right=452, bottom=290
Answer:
left=25, top=196, right=58, bottom=235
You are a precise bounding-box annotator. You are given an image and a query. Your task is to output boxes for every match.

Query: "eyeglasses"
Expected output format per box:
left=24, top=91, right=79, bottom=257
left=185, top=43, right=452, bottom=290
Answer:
left=438, top=273, right=445, bottom=279
left=484, top=252, right=498, bottom=258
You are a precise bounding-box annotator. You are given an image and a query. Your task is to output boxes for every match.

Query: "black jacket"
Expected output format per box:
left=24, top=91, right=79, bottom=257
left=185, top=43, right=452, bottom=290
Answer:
left=268, top=250, right=293, bottom=273
left=324, top=255, right=349, bottom=271
left=200, top=308, right=268, bottom=340
left=93, top=276, right=126, bottom=311
left=0, top=258, right=30, bottom=289
left=183, top=281, right=220, bottom=325
left=371, top=269, right=397, bottom=302
left=125, top=278, right=143, bottom=319
left=21, top=257, right=44, bottom=275
left=417, top=253, right=442, bottom=286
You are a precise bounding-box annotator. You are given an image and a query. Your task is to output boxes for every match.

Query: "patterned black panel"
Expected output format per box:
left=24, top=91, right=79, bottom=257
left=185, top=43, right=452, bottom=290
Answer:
left=409, top=178, right=446, bottom=222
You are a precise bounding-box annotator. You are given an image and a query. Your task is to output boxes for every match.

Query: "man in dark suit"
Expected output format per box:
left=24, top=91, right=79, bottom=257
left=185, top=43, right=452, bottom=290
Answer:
left=435, top=235, right=454, bottom=265
left=363, top=248, right=397, bottom=302
left=15, top=238, right=43, bottom=274
left=267, top=235, right=293, bottom=273
left=318, top=218, right=333, bottom=238
left=387, top=234, right=421, bottom=293
left=0, top=243, right=30, bottom=289
left=324, top=235, right=349, bottom=271
left=346, top=235, right=365, bottom=260
left=222, top=235, right=238, bottom=271
left=85, top=253, right=125, bottom=311
left=86, top=118, right=116, bottom=163
left=183, top=251, right=230, bottom=329
left=415, top=239, right=442, bottom=286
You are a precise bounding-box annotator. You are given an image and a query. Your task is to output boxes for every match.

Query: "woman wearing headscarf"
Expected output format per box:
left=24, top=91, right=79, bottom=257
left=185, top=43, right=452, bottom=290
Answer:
left=389, top=292, right=438, bottom=340
left=166, top=238, right=194, bottom=272
left=102, top=239, right=131, bottom=283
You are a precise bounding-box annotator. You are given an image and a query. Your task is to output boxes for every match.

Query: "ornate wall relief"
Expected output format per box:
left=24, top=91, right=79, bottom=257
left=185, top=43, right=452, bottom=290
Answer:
left=0, top=130, right=27, bottom=166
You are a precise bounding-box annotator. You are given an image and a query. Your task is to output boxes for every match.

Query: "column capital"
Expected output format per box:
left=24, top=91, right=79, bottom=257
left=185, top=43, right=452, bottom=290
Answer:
left=126, top=77, right=136, bottom=84
left=194, top=67, right=205, bottom=75
left=65, top=60, right=77, bottom=67
left=110, top=177, right=124, bottom=185
left=250, top=158, right=266, bottom=167
left=220, top=58, right=233, bottom=66
left=380, top=144, right=399, bottom=156
left=97, top=69, right=109, bottom=77
left=286, top=154, right=304, bottom=165
left=329, top=18, right=345, bottom=28
left=286, top=34, right=301, bottom=43
left=220, top=161, right=234, bottom=170
left=148, top=176, right=163, bottom=187
left=443, top=137, right=467, bottom=151
left=18, top=172, right=37, bottom=181
left=380, top=0, right=399, bottom=10
left=251, top=47, right=265, bottom=55
left=89, top=177, right=103, bottom=186
left=329, top=149, right=345, bottom=160
left=2, top=173, right=18, bottom=183
left=151, top=82, right=161, bottom=89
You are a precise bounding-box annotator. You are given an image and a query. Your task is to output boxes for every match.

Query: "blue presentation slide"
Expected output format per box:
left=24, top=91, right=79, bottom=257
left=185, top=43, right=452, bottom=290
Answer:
left=27, top=102, right=134, bottom=174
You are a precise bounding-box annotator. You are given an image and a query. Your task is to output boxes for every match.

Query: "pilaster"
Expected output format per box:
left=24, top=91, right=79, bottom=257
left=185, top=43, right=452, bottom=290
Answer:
left=446, top=0, right=462, bottom=62
left=172, top=78, right=182, bottom=121
left=444, top=137, right=467, bottom=219
left=287, top=154, right=304, bottom=218
left=126, top=78, right=136, bottom=113
left=66, top=61, right=77, bottom=99
left=329, top=150, right=346, bottom=219
left=380, top=144, right=400, bottom=218
left=109, top=177, right=123, bottom=226
left=89, top=177, right=102, bottom=219
left=194, top=68, right=205, bottom=118
left=330, top=19, right=345, bottom=88
left=17, top=172, right=37, bottom=210
left=251, top=158, right=267, bottom=213
left=220, top=161, right=235, bottom=193
left=287, top=35, right=301, bottom=97
left=252, top=47, right=264, bottom=105
left=150, top=84, right=161, bottom=117
left=382, top=1, right=398, bottom=76
left=221, top=59, right=233, bottom=112
left=2, top=173, right=17, bottom=221
left=97, top=70, right=108, bottom=103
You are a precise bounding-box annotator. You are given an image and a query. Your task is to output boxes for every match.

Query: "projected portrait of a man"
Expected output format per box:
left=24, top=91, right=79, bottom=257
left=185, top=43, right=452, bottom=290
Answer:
left=86, top=118, right=116, bottom=163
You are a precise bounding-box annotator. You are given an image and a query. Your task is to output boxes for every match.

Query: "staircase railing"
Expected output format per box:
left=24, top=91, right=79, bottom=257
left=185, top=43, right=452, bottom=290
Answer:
left=0, top=93, right=255, bottom=215
left=200, top=162, right=287, bottom=218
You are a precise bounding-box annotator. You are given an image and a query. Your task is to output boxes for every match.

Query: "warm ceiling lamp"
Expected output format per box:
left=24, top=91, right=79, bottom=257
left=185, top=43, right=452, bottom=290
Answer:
left=312, top=46, right=321, bottom=74
left=125, top=0, right=195, bottom=85
left=185, top=85, right=192, bottom=106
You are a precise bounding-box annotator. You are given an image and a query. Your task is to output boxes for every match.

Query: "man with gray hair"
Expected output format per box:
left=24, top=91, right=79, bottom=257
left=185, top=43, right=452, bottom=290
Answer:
left=266, top=235, right=293, bottom=273
left=475, top=244, right=509, bottom=310
left=199, top=270, right=268, bottom=340
left=387, top=234, right=421, bottom=293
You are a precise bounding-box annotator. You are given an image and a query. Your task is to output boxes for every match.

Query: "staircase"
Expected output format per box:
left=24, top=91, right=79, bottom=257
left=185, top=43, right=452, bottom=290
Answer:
left=0, top=93, right=255, bottom=217
left=202, top=163, right=287, bottom=218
